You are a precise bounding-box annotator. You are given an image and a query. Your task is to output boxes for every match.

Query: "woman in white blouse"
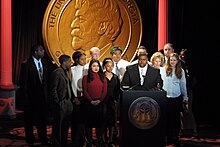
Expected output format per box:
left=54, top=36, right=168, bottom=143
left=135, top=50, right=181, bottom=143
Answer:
left=70, top=51, right=87, bottom=147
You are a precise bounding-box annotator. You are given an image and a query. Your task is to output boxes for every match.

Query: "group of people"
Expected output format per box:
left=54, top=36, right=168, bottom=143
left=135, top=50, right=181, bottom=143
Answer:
left=19, top=42, right=197, bottom=147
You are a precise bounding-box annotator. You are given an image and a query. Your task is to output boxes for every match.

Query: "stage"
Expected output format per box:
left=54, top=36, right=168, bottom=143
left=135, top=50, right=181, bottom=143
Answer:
left=0, top=111, right=219, bottom=147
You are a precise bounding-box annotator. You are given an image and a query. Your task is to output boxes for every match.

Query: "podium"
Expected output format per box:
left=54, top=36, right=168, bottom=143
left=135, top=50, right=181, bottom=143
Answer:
left=119, top=90, right=167, bottom=147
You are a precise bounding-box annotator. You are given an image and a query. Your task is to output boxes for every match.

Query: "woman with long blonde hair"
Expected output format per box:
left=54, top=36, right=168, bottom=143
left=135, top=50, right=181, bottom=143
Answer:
left=163, top=53, right=189, bottom=146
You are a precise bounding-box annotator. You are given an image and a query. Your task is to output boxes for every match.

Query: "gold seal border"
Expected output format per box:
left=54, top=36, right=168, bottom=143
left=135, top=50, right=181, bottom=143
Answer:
left=42, top=0, right=72, bottom=65
left=42, top=0, right=142, bottom=65
left=120, top=0, right=143, bottom=61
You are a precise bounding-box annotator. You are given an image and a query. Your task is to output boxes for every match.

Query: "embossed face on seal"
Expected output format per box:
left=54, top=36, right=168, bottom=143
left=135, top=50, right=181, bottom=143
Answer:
left=70, top=0, right=122, bottom=59
left=43, top=0, right=142, bottom=66
left=128, top=97, right=160, bottom=129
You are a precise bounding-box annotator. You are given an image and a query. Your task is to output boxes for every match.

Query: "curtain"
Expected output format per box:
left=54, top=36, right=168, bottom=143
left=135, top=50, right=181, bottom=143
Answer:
left=12, top=0, right=50, bottom=85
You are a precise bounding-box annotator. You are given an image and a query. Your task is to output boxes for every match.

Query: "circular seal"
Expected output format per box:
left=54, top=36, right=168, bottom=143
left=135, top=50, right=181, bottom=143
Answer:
left=42, top=0, right=142, bottom=65
left=128, top=97, right=160, bottom=129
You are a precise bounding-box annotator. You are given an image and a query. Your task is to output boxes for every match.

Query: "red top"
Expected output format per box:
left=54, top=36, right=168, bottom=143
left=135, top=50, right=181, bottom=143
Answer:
left=82, top=72, right=107, bottom=102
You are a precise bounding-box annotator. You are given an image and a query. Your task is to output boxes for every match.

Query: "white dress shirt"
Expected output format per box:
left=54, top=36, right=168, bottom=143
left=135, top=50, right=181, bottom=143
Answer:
left=138, top=64, right=148, bottom=85
left=71, top=65, right=86, bottom=97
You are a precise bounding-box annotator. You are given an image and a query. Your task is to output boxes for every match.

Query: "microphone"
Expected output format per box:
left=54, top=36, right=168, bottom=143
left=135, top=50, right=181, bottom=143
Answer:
left=156, top=83, right=163, bottom=91
left=121, top=83, right=139, bottom=91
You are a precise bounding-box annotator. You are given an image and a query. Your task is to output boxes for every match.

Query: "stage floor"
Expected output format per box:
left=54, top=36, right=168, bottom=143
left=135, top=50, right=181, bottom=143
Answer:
left=0, top=111, right=220, bottom=147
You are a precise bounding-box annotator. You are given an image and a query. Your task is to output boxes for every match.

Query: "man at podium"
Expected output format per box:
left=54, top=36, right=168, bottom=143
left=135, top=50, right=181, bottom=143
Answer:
left=121, top=53, right=163, bottom=91
left=120, top=53, right=166, bottom=147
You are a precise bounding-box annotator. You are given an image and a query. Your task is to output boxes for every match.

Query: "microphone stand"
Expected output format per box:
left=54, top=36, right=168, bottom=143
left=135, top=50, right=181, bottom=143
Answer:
left=121, top=83, right=140, bottom=91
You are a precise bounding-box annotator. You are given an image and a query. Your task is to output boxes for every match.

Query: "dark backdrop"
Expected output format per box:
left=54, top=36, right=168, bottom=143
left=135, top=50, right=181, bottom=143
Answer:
left=12, top=0, right=219, bottom=127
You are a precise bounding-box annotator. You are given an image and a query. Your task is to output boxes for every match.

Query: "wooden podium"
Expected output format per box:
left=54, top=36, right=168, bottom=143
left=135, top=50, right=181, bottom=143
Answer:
left=119, top=90, right=167, bottom=147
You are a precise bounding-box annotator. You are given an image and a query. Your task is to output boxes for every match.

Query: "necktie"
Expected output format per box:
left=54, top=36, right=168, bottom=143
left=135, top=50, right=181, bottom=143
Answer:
left=38, top=62, right=43, bottom=84
left=141, top=69, right=145, bottom=77
left=140, top=69, right=144, bottom=85
left=115, top=62, right=119, bottom=75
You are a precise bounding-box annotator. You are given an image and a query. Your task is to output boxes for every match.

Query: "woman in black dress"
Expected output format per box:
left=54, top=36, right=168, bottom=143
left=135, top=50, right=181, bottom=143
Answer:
left=102, top=57, right=121, bottom=147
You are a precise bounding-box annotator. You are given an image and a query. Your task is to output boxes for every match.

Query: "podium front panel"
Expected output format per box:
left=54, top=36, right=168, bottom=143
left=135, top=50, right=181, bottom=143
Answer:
left=119, top=90, right=166, bottom=147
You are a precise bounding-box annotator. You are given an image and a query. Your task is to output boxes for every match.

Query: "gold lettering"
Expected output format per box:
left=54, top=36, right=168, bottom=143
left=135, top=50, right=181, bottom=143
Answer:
left=55, top=0, right=66, bottom=9
left=49, top=12, right=57, bottom=28
left=126, top=1, right=135, bottom=14
left=132, top=15, right=138, bottom=25
left=122, top=0, right=139, bottom=25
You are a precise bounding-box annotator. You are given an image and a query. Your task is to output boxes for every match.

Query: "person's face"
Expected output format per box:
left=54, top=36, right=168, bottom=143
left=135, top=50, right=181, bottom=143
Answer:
left=112, top=50, right=122, bottom=63
left=78, top=54, right=86, bottom=66
left=152, top=57, right=162, bottom=69
left=169, top=56, right=178, bottom=67
left=137, top=48, right=147, bottom=56
left=138, top=55, right=148, bottom=68
left=91, top=62, right=99, bottom=72
left=163, top=44, right=174, bottom=57
left=35, top=48, right=45, bottom=58
left=65, top=59, right=73, bottom=69
left=91, top=50, right=100, bottom=60
left=71, top=6, right=100, bottom=52
left=105, top=61, right=113, bottom=72
left=179, top=51, right=185, bottom=61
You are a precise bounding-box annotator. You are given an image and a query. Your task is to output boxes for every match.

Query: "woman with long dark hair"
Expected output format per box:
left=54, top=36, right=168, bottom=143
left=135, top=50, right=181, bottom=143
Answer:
left=82, top=59, right=107, bottom=147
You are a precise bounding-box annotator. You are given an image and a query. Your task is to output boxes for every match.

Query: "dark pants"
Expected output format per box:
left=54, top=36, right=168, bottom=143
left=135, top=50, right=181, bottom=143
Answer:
left=166, top=96, right=182, bottom=145
left=51, top=100, right=73, bottom=147
left=71, top=104, right=86, bottom=146
left=24, top=104, right=48, bottom=144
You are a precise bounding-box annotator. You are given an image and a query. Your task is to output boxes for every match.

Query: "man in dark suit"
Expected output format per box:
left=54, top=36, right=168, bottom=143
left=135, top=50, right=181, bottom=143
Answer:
left=120, top=53, right=164, bottom=147
left=50, top=54, right=75, bottom=147
left=121, top=53, right=163, bottom=91
left=19, top=44, right=54, bottom=146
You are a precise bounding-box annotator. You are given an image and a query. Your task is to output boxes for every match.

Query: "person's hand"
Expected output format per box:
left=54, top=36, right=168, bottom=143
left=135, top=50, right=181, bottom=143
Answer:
left=75, top=98, right=81, bottom=105
left=95, top=100, right=101, bottom=105
left=91, top=100, right=101, bottom=106
left=185, top=103, right=189, bottom=110
left=182, top=103, right=189, bottom=112
left=91, top=100, right=98, bottom=106
left=91, top=100, right=96, bottom=105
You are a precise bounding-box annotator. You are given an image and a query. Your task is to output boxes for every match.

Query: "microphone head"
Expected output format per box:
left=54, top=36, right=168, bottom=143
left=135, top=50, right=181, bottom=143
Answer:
left=121, top=85, right=130, bottom=91
left=122, top=85, right=129, bottom=89
left=121, top=83, right=140, bottom=91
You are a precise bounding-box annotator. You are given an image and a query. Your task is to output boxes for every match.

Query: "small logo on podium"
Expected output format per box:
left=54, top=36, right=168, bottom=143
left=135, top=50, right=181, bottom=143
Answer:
left=128, top=97, right=160, bottom=129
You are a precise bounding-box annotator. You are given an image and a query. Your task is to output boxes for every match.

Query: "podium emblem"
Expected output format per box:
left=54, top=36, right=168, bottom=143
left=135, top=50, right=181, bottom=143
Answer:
left=128, top=97, right=160, bottom=129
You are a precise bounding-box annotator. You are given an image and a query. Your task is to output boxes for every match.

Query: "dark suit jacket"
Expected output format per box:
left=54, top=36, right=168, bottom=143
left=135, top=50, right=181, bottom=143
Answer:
left=50, top=67, right=74, bottom=116
left=121, top=63, right=163, bottom=91
left=19, top=57, right=54, bottom=107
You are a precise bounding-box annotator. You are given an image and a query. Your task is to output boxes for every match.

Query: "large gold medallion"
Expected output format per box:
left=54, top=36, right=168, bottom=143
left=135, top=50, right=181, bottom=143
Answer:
left=43, top=0, right=142, bottom=65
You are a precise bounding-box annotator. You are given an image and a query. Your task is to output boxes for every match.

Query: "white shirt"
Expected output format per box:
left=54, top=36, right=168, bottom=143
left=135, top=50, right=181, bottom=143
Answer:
left=161, top=67, right=189, bottom=102
left=33, top=56, right=42, bottom=71
left=138, top=64, right=148, bottom=85
left=33, top=56, right=43, bottom=83
left=71, top=65, right=86, bottom=97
